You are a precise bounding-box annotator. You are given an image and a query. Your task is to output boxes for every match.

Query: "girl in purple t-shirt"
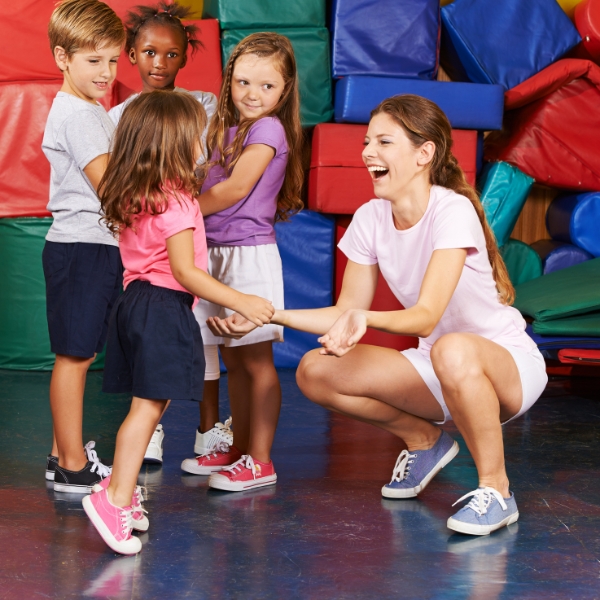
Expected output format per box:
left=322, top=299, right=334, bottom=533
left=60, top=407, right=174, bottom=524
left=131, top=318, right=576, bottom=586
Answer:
left=210, top=95, right=548, bottom=536
left=182, top=33, right=304, bottom=492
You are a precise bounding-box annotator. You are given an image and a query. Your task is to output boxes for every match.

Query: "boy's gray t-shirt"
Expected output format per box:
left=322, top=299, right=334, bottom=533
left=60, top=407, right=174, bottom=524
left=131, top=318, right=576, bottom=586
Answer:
left=42, top=92, right=117, bottom=246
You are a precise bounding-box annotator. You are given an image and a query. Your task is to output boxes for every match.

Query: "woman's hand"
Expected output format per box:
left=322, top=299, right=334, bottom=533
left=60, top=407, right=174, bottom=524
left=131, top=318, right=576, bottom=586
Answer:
left=233, top=294, right=274, bottom=327
left=318, top=309, right=368, bottom=357
left=207, top=314, right=257, bottom=339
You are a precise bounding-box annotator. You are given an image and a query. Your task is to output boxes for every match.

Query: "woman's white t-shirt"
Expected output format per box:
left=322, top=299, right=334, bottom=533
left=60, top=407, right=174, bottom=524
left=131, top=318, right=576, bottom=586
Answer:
left=338, top=185, right=536, bottom=357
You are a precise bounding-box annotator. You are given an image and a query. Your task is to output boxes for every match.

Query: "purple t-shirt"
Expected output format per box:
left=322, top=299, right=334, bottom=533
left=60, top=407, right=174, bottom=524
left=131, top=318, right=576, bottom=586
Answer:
left=203, top=116, right=288, bottom=247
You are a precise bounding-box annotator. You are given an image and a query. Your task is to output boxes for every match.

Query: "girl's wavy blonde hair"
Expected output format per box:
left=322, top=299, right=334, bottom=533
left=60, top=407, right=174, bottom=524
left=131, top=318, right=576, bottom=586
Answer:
left=372, top=94, right=515, bottom=305
left=205, top=32, right=304, bottom=222
left=99, top=90, right=206, bottom=234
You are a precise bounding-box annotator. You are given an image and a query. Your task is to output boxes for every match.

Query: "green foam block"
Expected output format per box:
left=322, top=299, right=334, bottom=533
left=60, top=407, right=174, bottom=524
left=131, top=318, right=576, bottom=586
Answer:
left=0, top=218, right=105, bottom=371
left=500, top=239, right=542, bottom=287
left=532, top=311, right=600, bottom=337
left=221, top=27, right=333, bottom=127
left=514, top=257, right=600, bottom=322
left=204, top=0, right=326, bottom=28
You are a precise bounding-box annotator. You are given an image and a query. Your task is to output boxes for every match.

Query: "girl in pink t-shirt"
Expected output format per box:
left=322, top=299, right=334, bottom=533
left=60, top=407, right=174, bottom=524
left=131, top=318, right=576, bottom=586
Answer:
left=81, top=91, right=274, bottom=555
left=180, top=33, right=304, bottom=493
left=210, top=95, right=548, bottom=536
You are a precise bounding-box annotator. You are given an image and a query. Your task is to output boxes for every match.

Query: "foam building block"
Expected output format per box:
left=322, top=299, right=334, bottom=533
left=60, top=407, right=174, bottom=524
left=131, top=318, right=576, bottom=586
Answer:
left=272, top=211, right=335, bottom=368
left=526, top=324, right=600, bottom=350
left=546, top=192, right=600, bottom=257
left=222, top=28, right=333, bottom=127
left=334, top=76, right=504, bottom=130
left=532, top=311, right=600, bottom=336
left=478, top=162, right=534, bottom=247
left=485, top=59, right=600, bottom=191
left=308, top=124, right=477, bottom=214
left=531, top=240, right=594, bottom=275
left=331, top=0, right=439, bottom=79
left=441, top=0, right=581, bottom=90
left=204, top=0, right=325, bottom=28
left=0, top=218, right=105, bottom=370
left=115, top=19, right=223, bottom=100
left=335, top=217, right=418, bottom=352
left=574, top=0, right=600, bottom=61
left=559, top=0, right=587, bottom=19
left=500, top=239, right=543, bottom=286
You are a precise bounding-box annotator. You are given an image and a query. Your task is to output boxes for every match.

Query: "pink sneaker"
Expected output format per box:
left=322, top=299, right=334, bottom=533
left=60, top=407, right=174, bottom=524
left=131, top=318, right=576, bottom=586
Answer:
left=181, top=444, right=242, bottom=475
left=82, top=489, right=142, bottom=555
left=92, top=475, right=148, bottom=532
left=208, top=455, right=277, bottom=492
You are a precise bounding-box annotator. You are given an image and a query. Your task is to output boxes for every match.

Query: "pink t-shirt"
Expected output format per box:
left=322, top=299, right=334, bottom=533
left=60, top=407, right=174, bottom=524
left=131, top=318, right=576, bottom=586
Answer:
left=338, top=185, right=536, bottom=357
left=120, top=191, right=208, bottom=304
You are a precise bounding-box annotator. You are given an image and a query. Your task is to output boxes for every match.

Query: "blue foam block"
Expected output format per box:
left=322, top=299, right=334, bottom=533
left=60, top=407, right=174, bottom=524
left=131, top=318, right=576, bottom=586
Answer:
left=273, top=210, right=335, bottom=368
left=546, top=192, right=600, bottom=258
left=441, top=0, right=581, bottom=90
left=531, top=240, right=594, bottom=275
left=526, top=325, right=600, bottom=350
left=334, top=76, right=504, bottom=130
left=331, top=0, right=439, bottom=79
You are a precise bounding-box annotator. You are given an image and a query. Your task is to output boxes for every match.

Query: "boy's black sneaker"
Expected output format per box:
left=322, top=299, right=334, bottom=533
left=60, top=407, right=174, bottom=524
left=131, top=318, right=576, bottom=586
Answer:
left=53, top=461, right=109, bottom=494
left=46, top=454, right=58, bottom=481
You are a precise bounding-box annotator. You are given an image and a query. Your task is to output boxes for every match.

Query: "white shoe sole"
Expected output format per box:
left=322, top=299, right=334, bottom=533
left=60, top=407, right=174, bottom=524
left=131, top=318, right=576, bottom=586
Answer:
left=82, top=495, right=142, bottom=555
left=54, top=482, right=95, bottom=494
left=447, top=511, right=519, bottom=536
left=181, top=459, right=226, bottom=475
left=46, top=470, right=55, bottom=481
left=208, top=473, right=277, bottom=492
left=381, top=440, right=460, bottom=499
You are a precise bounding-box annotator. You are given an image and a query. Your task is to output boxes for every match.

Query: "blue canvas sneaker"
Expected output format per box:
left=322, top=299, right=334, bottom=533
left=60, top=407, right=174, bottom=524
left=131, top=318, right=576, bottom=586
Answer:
left=381, top=430, right=459, bottom=498
left=447, top=487, right=519, bottom=536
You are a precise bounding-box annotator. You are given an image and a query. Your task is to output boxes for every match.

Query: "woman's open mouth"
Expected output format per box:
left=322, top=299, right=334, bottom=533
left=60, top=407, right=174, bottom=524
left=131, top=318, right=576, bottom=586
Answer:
left=367, top=165, right=389, bottom=180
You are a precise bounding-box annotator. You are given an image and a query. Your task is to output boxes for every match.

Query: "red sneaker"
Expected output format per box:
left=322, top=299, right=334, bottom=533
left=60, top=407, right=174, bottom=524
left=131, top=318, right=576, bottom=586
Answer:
left=93, top=475, right=148, bottom=532
left=180, top=444, right=242, bottom=475
left=82, top=489, right=142, bottom=555
left=208, top=455, right=277, bottom=492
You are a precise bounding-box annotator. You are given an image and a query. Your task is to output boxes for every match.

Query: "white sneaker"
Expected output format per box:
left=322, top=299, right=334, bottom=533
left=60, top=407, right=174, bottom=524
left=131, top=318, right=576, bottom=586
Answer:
left=193, top=417, right=233, bottom=455
left=143, top=425, right=164, bottom=464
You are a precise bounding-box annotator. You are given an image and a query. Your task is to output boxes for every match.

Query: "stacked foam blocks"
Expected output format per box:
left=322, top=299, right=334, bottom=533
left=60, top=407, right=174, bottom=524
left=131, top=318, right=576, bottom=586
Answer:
left=439, top=0, right=600, bottom=368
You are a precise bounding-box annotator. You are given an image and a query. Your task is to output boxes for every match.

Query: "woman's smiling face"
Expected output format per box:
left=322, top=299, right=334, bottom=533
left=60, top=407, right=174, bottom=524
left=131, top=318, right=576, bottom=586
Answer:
left=362, top=112, right=433, bottom=199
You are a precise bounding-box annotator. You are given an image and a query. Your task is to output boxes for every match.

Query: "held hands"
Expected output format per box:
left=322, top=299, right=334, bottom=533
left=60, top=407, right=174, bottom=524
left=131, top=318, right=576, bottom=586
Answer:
left=234, top=294, right=274, bottom=328
left=318, top=309, right=368, bottom=357
left=207, top=313, right=257, bottom=339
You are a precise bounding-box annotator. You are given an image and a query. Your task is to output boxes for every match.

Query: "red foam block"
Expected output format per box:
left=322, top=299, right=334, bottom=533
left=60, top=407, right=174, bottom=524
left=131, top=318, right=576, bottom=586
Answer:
left=485, top=59, right=600, bottom=191
left=309, top=124, right=477, bottom=214
left=335, top=217, right=418, bottom=352
left=575, top=0, right=600, bottom=61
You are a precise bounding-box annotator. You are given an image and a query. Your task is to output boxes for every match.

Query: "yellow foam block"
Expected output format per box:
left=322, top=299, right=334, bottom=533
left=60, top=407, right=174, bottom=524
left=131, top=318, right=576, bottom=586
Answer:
left=555, top=0, right=585, bottom=19
left=179, top=0, right=203, bottom=18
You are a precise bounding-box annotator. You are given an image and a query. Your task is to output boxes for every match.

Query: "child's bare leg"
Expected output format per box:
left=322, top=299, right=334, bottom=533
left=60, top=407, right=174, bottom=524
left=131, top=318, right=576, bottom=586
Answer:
left=221, top=341, right=280, bottom=463
left=199, top=379, right=220, bottom=432
left=51, top=431, right=58, bottom=457
left=109, top=397, right=168, bottom=507
left=50, top=354, right=95, bottom=471
left=221, top=346, right=251, bottom=454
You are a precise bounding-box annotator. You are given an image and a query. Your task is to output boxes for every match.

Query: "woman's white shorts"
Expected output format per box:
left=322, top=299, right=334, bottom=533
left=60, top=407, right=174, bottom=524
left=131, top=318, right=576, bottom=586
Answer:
left=193, top=244, right=284, bottom=348
left=401, top=344, right=548, bottom=425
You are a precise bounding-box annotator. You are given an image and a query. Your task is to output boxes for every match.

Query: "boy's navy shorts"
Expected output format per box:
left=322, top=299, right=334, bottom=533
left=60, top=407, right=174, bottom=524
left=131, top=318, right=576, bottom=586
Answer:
left=103, top=280, right=205, bottom=401
left=42, top=241, right=123, bottom=358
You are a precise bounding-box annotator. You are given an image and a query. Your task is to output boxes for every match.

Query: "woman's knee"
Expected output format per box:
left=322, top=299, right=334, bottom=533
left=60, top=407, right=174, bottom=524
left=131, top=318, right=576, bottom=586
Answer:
left=296, top=350, right=335, bottom=405
left=430, top=334, right=482, bottom=385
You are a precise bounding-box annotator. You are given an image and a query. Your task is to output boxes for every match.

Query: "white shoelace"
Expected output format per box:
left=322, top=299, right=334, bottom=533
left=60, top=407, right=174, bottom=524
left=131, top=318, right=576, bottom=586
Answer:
left=199, top=439, right=231, bottom=460
left=452, top=487, right=508, bottom=516
left=223, top=454, right=256, bottom=479
left=119, top=506, right=135, bottom=535
left=389, top=449, right=417, bottom=484
left=84, top=441, right=112, bottom=478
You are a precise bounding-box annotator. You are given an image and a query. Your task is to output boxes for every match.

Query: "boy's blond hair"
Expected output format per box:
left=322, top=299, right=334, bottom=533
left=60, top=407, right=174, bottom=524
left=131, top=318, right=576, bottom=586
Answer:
left=48, top=0, right=125, bottom=57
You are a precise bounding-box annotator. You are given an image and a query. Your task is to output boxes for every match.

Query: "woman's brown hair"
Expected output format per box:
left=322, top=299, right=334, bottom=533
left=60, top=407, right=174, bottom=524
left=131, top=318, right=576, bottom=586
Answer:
left=99, top=90, right=207, bottom=234
left=371, top=94, right=515, bottom=305
left=205, top=32, right=304, bottom=222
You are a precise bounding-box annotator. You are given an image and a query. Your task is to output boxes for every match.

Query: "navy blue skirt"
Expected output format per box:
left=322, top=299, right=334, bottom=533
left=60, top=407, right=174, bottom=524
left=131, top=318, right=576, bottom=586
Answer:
left=103, top=280, right=205, bottom=401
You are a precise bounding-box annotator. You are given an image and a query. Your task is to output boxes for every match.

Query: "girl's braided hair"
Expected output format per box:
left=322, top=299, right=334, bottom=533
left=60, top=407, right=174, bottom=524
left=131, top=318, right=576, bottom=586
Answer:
left=125, top=1, right=202, bottom=55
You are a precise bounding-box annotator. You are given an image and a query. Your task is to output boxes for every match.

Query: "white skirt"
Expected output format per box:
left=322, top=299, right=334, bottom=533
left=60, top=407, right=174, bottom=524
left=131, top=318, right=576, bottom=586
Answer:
left=193, top=244, right=284, bottom=347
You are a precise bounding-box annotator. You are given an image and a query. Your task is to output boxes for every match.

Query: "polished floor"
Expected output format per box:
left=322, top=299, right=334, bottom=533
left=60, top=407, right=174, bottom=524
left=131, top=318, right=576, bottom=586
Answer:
left=1, top=369, right=600, bottom=599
